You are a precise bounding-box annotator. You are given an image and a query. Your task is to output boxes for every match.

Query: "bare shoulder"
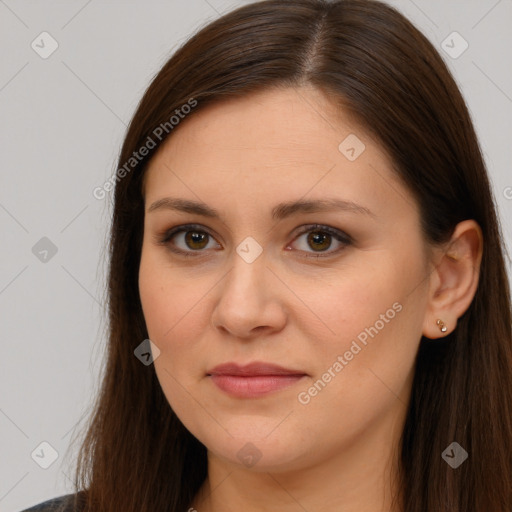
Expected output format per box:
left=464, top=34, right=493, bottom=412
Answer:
left=20, top=492, right=86, bottom=512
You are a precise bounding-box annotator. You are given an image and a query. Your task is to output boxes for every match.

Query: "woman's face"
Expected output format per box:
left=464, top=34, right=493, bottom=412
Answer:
left=139, top=86, right=431, bottom=473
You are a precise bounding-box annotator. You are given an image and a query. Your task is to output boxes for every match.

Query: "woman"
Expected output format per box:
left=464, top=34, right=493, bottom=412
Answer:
left=22, top=0, right=512, bottom=511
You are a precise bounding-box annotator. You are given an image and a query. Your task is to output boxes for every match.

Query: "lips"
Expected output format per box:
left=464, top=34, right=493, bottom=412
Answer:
left=208, top=361, right=306, bottom=376
left=207, top=362, right=307, bottom=398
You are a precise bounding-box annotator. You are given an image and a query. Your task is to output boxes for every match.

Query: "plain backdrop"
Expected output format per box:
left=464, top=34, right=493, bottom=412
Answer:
left=1, top=1, right=511, bottom=510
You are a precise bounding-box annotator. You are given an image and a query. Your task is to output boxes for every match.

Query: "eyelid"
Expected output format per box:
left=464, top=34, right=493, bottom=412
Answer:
left=156, top=223, right=352, bottom=258
left=291, top=223, right=352, bottom=242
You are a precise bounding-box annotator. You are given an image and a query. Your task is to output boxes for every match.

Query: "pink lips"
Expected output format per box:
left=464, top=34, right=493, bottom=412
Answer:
left=207, top=362, right=307, bottom=398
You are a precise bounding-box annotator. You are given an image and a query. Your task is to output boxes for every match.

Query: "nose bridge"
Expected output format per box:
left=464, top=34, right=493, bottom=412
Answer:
left=211, top=243, right=286, bottom=337
left=222, top=245, right=268, bottom=304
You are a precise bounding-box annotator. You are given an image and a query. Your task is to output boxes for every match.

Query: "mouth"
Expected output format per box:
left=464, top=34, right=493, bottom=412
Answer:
left=207, top=362, right=308, bottom=398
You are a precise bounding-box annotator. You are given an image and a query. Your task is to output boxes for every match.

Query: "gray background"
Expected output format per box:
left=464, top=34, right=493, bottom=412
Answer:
left=1, top=1, right=511, bottom=510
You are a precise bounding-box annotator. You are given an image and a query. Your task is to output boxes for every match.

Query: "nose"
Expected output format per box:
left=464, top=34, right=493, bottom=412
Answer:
left=210, top=251, right=287, bottom=340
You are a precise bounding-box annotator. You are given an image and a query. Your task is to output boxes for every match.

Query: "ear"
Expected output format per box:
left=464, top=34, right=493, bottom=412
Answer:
left=422, top=220, right=483, bottom=340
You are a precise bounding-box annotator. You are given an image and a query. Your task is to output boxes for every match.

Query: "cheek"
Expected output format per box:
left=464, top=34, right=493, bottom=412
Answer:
left=297, top=244, right=426, bottom=387
left=294, top=257, right=400, bottom=344
left=138, top=260, right=174, bottom=342
left=139, top=247, right=184, bottom=336
left=139, top=264, right=216, bottom=441
left=139, top=257, right=210, bottom=422
left=138, top=250, right=212, bottom=367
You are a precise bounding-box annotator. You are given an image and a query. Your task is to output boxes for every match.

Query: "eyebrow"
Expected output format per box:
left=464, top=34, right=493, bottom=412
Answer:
left=148, top=197, right=375, bottom=220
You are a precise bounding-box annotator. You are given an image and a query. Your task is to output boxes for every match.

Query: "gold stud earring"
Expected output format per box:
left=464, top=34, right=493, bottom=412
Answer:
left=436, top=319, right=447, bottom=333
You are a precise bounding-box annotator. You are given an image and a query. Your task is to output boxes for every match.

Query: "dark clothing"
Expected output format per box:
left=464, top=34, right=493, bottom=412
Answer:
left=21, top=493, right=82, bottom=512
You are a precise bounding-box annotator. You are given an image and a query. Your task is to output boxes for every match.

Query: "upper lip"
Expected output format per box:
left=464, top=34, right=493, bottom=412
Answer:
left=207, top=362, right=307, bottom=377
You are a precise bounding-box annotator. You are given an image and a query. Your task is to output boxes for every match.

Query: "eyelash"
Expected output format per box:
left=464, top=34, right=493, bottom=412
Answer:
left=156, top=223, right=352, bottom=259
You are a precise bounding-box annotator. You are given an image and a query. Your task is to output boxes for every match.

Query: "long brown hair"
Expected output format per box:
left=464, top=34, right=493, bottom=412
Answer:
left=73, top=1, right=512, bottom=510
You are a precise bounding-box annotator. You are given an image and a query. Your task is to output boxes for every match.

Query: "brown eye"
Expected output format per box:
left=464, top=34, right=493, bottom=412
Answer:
left=184, top=231, right=209, bottom=250
left=307, top=231, right=332, bottom=252
left=159, top=224, right=221, bottom=255
left=158, top=223, right=351, bottom=259
left=289, top=224, right=352, bottom=258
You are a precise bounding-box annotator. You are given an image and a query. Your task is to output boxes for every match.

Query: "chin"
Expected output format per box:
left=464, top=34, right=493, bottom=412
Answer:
left=194, top=428, right=312, bottom=473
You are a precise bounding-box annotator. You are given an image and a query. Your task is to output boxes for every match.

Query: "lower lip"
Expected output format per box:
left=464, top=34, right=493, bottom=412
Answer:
left=209, top=374, right=306, bottom=398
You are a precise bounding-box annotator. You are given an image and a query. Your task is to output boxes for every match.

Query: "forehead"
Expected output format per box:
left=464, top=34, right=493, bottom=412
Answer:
left=142, top=86, right=407, bottom=219
left=155, top=86, right=368, bottom=156
left=145, top=86, right=391, bottom=181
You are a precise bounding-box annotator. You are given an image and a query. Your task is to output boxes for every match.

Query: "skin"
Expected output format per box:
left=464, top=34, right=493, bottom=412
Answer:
left=138, top=85, right=483, bottom=512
